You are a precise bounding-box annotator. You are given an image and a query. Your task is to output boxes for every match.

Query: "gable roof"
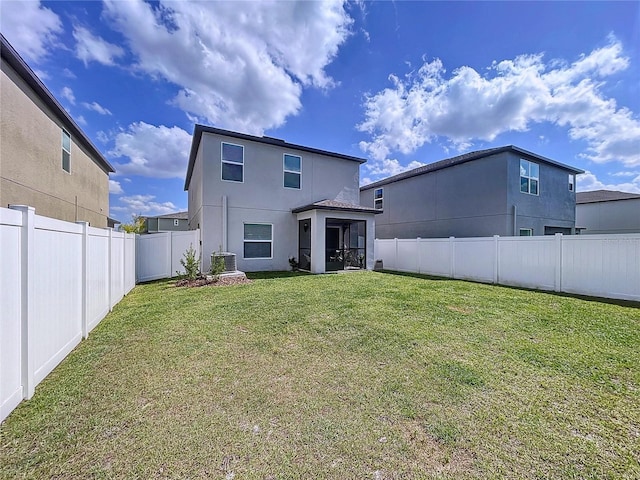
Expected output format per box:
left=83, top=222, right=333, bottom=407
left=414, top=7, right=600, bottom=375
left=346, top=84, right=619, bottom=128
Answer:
left=184, top=124, right=367, bottom=190
left=1, top=34, right=114, bottom=174
left=360, top=145, right=583, bottom=191
left=576, top=190, right=640, bottom=204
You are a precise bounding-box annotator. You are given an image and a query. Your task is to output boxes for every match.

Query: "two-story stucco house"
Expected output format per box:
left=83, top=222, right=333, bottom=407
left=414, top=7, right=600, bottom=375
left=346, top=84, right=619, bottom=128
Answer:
left=185, top=125, right=379, bottom=273
left=1, top=34, right=114, bottom=227
left=360, top=146, right=584, bottom=239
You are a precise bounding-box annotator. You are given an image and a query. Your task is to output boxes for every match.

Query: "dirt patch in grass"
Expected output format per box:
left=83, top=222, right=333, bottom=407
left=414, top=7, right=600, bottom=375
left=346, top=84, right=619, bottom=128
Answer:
left=398, top=419, right=476, bottom=475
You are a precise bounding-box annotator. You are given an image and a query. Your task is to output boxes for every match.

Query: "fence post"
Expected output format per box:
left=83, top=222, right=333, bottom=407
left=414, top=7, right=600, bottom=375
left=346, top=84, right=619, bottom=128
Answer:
left=10, top=205, right=36, bottom=399
left=416, top=237, right=421, bottom=274
left=449, top=236, right=455, bottom=278
left=76, top=222, right=89, bottom=339
left=554, top=233, right=563, bottom=292
left=108, top=228, right=113, bottom=311
left=493, top=235, right=500, bottom=284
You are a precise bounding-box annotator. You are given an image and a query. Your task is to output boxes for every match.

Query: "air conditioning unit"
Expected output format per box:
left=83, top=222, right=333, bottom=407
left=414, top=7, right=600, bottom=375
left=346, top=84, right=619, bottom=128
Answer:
left=211, top=252, right=237, bottom=272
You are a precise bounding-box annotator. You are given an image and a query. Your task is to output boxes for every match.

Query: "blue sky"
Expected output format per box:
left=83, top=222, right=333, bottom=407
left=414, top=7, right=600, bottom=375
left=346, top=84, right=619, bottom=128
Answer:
left=2, top=1, right=639, bottom=222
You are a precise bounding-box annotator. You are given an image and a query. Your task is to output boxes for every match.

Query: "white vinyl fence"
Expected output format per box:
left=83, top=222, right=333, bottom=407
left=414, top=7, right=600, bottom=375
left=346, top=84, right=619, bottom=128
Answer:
left=136, top=230, right=200, bottom=283
left=1, top=206, right=135, bottom=422
left=375, top=234, right=640, bottom=302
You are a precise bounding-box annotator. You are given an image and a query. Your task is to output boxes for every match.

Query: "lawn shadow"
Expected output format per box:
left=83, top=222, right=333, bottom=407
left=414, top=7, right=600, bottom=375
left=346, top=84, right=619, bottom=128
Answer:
left=378, top=269, right=640, bottom=309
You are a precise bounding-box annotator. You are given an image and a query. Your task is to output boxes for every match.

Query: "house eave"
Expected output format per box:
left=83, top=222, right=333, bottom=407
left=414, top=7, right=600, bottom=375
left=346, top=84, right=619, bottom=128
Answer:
left=1, top=34, right=115, bottom=175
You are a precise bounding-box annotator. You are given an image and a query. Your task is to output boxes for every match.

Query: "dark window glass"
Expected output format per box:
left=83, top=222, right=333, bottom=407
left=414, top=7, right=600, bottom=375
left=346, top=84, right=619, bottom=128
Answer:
left=222, top=162, right=243, bottom=182
left=244, top=242, right=271, bottom=258
left=284, top=171, right=301, bottom=189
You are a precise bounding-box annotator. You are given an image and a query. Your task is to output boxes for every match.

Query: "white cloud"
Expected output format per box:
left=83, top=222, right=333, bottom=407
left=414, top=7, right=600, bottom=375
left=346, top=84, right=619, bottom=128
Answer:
left=62, top=68, right=77, bottom=79
left=76, top=115, right=87, bottom=126
left=359, top=37, right=640, bottom=168
left=365, top=158, right=424, bottom=178
left=96, top=131, right=110, bottom=144
left=109, top=179, right=123, bottom=194
left=102, top=0, right=353, bottom=134
left=111, top=194, right=179, bottom=218
left=611, top=170, right=640, bottom=177
left=0, top=0, right=62, bottom=62
left=577, top=170, right=640, bottom=194
left=109, top=122, right=192, bottom=178
left=73, top=26, right=125, bottom=66
left=61, top=87, right=76, bottom=105
left=82, top=101, right=112, bottom=116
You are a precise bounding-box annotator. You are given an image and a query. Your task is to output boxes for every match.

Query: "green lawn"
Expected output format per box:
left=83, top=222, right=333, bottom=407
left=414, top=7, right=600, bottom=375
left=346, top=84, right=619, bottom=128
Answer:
left=1, top=271, right=638, bottom=479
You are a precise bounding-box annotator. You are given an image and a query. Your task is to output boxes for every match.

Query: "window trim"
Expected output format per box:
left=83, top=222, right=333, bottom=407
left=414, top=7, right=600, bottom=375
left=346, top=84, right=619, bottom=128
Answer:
left=283, top=153, right=302, bottom=189
left=62, top=129, right=71, bottom=173
left=374, top=187, right=383, bottom=210
left=519, top=228, right=533, bottom=236
left=221, top=141, right=244, bottom=183
left=568, top=174, right=575, bottom=192
left=520, top=159, right=539, bottom=196
left=173, top=219, right=180, bottom=227
left=243, top=222, right=273, bottom=260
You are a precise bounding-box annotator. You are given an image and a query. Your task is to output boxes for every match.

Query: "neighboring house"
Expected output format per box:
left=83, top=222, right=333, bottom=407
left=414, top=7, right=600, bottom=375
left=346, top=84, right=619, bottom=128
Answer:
left=1, top=34, right=114, bottom=228
left=145, top=211, right=189, bottom=232
left=361, top=146, right=584, bottom=239
left=185, top=125, right=379, bottom=273
left=576, top=190, right=640, bottom=234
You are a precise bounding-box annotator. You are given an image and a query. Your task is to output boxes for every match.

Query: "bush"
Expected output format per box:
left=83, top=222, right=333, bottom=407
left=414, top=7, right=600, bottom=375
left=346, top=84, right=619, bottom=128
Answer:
left=179, top=244, right=200, bottom=280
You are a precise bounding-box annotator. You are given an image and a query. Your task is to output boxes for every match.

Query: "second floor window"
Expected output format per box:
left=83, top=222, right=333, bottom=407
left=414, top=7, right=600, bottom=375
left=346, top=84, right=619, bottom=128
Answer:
left=520, top=159, right=539, bottom=195
left=62, top=129, right=71, bottom=173
left=374, top=188, right=383, bottom=209
left=221, top=142, right=244, bottom=182
left=283, top=154, right=301, bottom=189
left=568, top=174, right=575, bottom=192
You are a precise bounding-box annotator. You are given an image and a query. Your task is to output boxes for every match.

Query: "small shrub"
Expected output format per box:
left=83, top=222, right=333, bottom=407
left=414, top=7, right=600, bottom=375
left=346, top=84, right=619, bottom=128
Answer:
left=210, top=254, right=225, bottom=278
left=179, top=244, right=200, bottom=280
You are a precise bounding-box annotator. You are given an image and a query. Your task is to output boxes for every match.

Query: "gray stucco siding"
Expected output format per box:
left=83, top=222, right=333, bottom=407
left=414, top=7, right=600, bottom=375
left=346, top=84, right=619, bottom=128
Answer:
left=198, top=133, right=360, bottom=210
left=576, top=198, right=640, bottom=234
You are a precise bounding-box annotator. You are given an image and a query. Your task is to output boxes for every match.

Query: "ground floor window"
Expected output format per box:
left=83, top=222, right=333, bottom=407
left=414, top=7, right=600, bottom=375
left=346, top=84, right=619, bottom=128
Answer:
left=519, top=228, right=533, bottom=236
left=244, top=223, right=272, bottom=258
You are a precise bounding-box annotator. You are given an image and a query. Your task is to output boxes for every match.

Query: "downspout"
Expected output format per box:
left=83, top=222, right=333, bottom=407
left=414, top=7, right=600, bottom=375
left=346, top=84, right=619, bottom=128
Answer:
left=512, top=205, right=517, bottom=236
left=222, top=195, right=228, bottom=252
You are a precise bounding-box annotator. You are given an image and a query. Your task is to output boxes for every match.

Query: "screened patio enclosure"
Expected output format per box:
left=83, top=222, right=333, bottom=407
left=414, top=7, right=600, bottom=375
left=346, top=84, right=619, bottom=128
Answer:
left=325, top=219, right=366, bottom=271
left=292, top=200, right=380, bottom=274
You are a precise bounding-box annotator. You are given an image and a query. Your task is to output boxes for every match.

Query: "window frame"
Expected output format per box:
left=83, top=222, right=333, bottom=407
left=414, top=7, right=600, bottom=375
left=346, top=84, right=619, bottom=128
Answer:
left=568, top=174, right=575, bottom=192
left=221, top=142, right=244, bottom=183
left=374, top=188, right=383, bottom=210
left=62, top=129, right=71, bottom=173
left=243, top=223, right=273, bottom=260
left=520, top=159, right=539, bottom=196
left=173, top=219, right=180, bottom=227
left=519, top=228, right=533, bottom=236
left=283, top=153, right=302, bottom=189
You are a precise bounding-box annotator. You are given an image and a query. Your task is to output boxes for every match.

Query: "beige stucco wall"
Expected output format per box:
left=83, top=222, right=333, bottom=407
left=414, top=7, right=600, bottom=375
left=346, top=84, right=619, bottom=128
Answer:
left=1, top=59, right=109, bottom=227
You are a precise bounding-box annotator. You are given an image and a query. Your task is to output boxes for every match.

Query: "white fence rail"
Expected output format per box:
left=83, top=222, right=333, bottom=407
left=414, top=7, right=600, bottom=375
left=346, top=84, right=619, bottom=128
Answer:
left=375, top=234, right=640, bottom=302
left=1, top=206, right=135, bottom=422
left=136, top=230, right=200, bottom=283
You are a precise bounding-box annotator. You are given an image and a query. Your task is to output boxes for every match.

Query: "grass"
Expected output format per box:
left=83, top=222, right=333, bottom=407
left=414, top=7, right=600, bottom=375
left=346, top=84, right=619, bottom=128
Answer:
left=1, top=271, right=638, bottom=479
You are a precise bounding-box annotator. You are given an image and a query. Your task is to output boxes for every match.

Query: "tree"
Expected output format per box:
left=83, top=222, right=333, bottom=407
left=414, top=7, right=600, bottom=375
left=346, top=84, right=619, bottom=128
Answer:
left=120, top=214, right=146, bottom=234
